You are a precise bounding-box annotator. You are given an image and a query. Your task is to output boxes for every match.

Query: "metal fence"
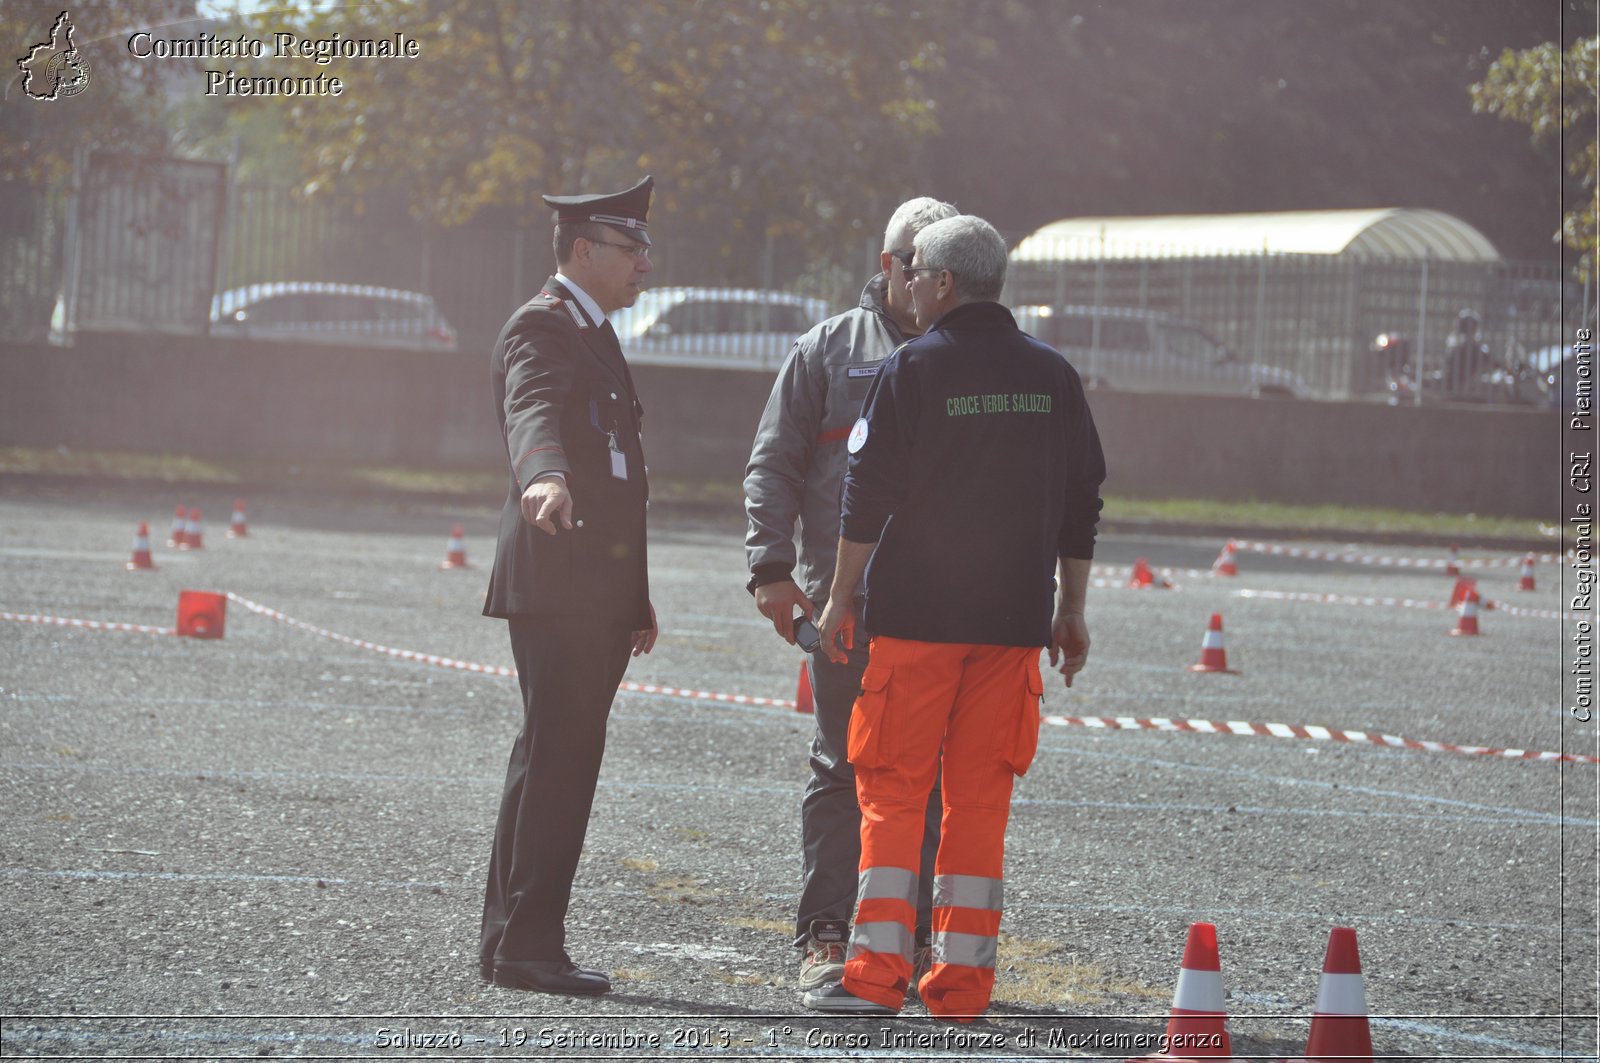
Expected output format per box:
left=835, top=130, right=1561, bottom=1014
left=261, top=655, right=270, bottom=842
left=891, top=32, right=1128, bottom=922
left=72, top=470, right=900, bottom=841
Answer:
left=8, top=154, right=1582, bottom=410
left=1003, top=235, right=1579, bottom=405
left=0, top=181, right=67, bottom=344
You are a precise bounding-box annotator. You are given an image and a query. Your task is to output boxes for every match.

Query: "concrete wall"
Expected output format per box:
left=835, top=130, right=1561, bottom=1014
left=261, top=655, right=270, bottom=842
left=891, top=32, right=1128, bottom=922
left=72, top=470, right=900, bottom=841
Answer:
left=0, top=334, right=1560, bottom=517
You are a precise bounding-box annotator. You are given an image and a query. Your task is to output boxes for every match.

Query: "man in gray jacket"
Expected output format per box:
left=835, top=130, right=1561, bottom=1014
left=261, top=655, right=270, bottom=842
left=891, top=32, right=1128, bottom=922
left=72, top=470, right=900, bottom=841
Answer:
left=744, top=197, right=958, bottom=994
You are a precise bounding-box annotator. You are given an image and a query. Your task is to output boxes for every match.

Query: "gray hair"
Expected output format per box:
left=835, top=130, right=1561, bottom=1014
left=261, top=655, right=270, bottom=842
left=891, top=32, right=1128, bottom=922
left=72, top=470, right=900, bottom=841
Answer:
left=913, top=215, right=1008, bottom=303
left=883, top=197, right=959, bottom=252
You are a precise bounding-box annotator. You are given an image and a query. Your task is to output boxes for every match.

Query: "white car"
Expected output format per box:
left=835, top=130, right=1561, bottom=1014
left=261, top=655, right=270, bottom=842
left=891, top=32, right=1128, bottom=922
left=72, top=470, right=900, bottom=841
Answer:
left=1013, top=304, right=1312, bottom=399
left=209, top=282, right=458, bottom=351
left=610, top=287, right=830, bottom=369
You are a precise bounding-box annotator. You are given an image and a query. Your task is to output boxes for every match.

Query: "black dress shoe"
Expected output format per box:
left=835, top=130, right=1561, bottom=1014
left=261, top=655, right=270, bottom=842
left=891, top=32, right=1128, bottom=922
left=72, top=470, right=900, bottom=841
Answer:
left=490, top=959, right=610, bottom=996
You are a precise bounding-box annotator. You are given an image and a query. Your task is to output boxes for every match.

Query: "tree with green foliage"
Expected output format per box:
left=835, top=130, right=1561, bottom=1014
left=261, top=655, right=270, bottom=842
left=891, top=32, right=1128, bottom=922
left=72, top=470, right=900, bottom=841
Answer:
left=1471, top=33, right=1597, bottom=270
left=212, top=0, right=946, bottom=282
left=1, top=0, right=200, bottom=184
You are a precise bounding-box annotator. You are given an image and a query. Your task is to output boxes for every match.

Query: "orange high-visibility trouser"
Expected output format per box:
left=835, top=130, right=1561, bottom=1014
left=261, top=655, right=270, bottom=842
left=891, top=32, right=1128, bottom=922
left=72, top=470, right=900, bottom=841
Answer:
left=841, top=635, right=1044, bottom=1019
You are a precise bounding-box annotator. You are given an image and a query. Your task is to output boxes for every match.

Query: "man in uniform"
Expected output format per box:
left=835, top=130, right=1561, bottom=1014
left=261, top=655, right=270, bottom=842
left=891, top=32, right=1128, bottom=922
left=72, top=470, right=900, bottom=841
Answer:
left=811, top=214, right=1106, bottom=1020
left=480, top=175, right=660, bottom=996
left=744, top=197, right=957, bottom=995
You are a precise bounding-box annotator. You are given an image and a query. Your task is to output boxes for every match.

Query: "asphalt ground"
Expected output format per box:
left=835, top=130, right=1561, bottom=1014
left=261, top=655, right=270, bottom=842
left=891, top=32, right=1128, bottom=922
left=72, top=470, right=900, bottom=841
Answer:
left=0, top=482, right=1595, bottom=1061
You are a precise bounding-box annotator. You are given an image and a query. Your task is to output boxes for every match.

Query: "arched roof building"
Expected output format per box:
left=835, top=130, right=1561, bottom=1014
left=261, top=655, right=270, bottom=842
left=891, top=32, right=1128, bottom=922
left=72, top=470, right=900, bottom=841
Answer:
left=1010, top=208, right=1501, bottom=262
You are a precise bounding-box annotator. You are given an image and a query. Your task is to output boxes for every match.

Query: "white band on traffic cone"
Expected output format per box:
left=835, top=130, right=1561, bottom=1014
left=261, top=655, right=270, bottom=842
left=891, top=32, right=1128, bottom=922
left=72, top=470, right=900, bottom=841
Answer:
left=1171, top=967, right=1225, bottom=1011
left=1313, top=971, right=1368, bottom=1015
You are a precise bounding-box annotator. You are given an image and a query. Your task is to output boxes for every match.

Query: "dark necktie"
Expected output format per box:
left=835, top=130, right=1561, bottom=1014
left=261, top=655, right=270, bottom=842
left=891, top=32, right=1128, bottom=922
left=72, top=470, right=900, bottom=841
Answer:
left=597, top=319, right=628, bottom=371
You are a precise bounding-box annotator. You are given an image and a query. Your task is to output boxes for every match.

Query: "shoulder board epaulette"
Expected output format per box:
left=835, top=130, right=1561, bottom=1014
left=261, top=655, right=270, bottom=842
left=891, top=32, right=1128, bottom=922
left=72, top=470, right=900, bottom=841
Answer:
left=560, top=300, right=590, bottom=329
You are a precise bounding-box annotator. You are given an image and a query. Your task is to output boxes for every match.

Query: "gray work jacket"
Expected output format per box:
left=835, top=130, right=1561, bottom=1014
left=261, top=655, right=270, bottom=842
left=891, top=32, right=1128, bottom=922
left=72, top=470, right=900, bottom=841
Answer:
left=744, top=274, right=911, bottom=608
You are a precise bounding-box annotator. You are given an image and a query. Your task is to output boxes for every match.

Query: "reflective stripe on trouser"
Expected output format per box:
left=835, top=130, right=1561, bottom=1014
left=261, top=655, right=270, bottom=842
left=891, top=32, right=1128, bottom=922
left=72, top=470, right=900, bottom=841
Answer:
left=842, top=636, right=1043, bottom=1018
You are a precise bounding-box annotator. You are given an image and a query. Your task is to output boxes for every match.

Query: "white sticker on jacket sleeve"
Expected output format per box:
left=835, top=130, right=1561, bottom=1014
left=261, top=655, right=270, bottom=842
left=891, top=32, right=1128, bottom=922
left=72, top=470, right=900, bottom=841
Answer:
left=846, top=417, right=869, bottom=454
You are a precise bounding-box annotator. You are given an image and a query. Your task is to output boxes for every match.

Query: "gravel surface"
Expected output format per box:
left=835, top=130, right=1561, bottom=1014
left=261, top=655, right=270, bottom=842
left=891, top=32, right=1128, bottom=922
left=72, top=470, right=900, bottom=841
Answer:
left=0, top=484, right=1593, bottom=1061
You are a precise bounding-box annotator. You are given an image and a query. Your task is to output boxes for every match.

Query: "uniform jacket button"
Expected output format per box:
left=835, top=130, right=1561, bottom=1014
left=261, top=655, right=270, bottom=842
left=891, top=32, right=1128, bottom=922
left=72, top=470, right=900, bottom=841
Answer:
left=610, top=392, right=618, bottom=400
left=575, top=519, right=585, bottom=529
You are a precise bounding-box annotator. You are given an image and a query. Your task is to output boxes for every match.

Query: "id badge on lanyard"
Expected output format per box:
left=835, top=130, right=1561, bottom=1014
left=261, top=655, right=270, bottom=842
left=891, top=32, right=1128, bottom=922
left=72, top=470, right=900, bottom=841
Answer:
left=608, top=429, right=628, bottom=480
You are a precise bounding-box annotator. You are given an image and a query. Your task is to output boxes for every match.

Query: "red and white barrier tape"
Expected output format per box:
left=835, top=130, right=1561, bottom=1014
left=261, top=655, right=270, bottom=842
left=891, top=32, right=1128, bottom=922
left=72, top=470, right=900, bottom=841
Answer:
left=224, top=594, right=517, bottom=677
left=223, top=594, right=795, bottom=710
left=7, top=598, right=1591, bottom=765
left=1043, top=714, right=1599, bottom=765
left=1234, top=588, right=1573, bottom=622
left=1090, top=577, right=1185, bottom=591
left=1093, top=564, right=1208, bottom=582
left=0, top=611, right=176, bottom=637
left=1230, top=540, right=1560, bottom=570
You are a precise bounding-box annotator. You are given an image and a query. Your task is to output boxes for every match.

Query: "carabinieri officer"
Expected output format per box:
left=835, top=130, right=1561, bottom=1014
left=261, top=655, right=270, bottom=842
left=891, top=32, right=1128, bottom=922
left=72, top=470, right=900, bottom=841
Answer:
left=480, top=175, right=659, bottom=996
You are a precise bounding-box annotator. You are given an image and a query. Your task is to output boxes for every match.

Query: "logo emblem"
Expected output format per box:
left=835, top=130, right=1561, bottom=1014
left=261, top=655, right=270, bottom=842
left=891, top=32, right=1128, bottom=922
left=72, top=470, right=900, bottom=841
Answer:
left=17, top=11, right=91, bottom=101
left=846, top=417, right=869, bottom=454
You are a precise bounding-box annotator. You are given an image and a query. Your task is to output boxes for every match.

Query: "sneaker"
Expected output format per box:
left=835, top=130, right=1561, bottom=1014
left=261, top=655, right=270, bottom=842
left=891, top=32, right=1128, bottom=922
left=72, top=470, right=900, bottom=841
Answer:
left=801, top=980, right=897, bottom=1015
left=797, top=919, right=847, bottom=991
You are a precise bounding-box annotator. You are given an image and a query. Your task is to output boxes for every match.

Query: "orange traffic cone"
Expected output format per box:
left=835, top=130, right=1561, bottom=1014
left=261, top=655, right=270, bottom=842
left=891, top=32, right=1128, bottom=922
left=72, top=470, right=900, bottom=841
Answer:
left=795, top=661, right=815, bottom=714
left=1212, top=541, right=1238, bottom=577
left=1518, top=555, right=1535, bottom=592
left=175, top=589, right=227, bottom=639
left=180, top=507, right=204, bottom=550
left=1447, top=577, right=1476, bottom=608
left=439, top=523, right=470, bottom=569
left=1189, top=614, right=1240, bottom=674
left=126, top=522, right=156, bottom=571
left=1129, top=558, right=1172, bottom=589
left=167, top=505, right=188, bottom=548
left=1127, top=922, right=1233, bottom=1061
left=1444, top=544, right=1461, bottom=577
left=1450, top=590, right=1481, bottom=637
left=1296, top=927, right=1374, bottom=1063
left=227, top=499, right=250, bottom=538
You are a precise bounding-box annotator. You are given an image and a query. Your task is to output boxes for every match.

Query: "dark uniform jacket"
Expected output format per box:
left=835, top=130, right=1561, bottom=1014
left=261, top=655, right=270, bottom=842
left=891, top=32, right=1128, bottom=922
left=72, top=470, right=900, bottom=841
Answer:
left=840, top=301, right=1105, bottom=648
left=483, top=277, right=651, bottom=627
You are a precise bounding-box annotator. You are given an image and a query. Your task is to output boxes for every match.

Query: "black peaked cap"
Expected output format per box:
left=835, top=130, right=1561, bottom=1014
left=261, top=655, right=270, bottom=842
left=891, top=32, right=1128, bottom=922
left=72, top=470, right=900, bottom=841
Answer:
left=543, top=175, right=654, bottom=247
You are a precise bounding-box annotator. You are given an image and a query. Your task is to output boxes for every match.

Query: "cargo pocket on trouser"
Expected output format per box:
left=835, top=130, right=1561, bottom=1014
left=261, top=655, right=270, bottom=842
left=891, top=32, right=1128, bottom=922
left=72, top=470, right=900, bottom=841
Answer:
left=1002, top=660, right=1044, bottom=777
left=847, top=664, right=893, bottom=770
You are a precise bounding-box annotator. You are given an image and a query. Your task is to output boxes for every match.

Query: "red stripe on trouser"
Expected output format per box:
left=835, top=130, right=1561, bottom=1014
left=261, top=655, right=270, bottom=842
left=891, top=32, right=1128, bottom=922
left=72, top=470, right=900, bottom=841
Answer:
left=844, top=636, right=1040, bottom=1019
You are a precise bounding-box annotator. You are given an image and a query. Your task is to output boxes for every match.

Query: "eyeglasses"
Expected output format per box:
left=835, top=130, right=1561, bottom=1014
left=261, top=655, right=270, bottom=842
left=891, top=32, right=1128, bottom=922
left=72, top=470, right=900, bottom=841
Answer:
left=888, top=249, right=915, bottom=269
left=902, top=265, right=942, bottom=280
left=589, top=239, right=651, bottom=260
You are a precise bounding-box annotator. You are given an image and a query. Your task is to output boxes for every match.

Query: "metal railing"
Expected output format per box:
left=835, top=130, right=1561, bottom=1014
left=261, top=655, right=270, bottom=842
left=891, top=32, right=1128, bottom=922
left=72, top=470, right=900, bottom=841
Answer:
left=8, top=155, right=1579, bottom=413
left=1003, top=235, right=1575, bottom=407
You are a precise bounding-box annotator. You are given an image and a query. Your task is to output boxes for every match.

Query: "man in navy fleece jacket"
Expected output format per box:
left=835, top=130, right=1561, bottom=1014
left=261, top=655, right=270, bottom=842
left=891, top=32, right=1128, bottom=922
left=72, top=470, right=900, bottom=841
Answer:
left=809, top=214, right=1105, bottom=1021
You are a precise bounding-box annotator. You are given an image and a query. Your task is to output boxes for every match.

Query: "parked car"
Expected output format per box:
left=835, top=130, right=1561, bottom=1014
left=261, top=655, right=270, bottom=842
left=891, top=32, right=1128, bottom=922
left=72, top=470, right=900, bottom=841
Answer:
left=610, top=286, right=830, bottom=369
left=209, top=282, right=458, bottom=350
left=1011, top=304, right=1312, bottom=399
